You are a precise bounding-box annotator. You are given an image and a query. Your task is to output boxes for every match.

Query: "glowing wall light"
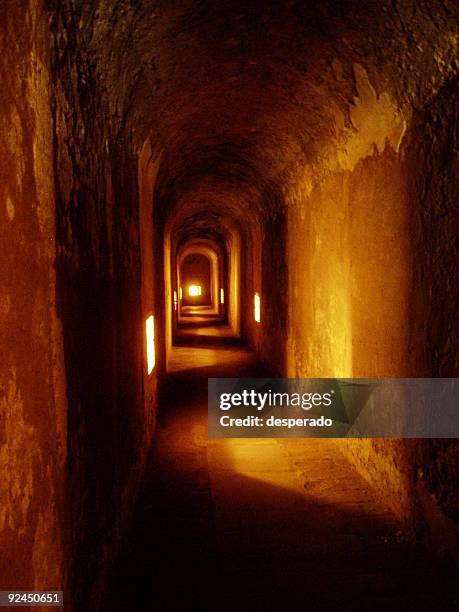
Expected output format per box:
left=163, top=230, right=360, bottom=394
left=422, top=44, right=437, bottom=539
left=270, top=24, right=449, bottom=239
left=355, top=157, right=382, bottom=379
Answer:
left=173, top=290, right=178, bottom=311
left=179, top=287, right=183, bottom=300
left=145, top=315, right=155, bottom=374
left=188, top=284, right=202, bottom=297
left=220, top=288, right=225, bottom=304
left=254, top=292, right=261, bottom=323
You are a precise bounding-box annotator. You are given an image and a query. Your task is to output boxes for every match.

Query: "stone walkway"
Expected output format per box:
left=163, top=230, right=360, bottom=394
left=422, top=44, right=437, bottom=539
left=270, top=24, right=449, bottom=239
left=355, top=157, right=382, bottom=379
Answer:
left=107, top=326, right=457, bottom=611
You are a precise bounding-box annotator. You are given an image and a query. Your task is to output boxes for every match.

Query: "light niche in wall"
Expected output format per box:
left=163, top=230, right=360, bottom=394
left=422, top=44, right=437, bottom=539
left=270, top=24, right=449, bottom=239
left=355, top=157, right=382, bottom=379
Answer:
left=145, top=315, right=156, bottom=374
left=188, top=284, right=202, bottom=297
left=254, top=292, right=261, bottom=324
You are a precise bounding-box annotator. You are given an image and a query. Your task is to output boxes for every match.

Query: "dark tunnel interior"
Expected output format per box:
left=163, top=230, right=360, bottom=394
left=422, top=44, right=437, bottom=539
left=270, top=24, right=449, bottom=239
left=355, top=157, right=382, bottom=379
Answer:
left=0, top=1, right=458, bottom=610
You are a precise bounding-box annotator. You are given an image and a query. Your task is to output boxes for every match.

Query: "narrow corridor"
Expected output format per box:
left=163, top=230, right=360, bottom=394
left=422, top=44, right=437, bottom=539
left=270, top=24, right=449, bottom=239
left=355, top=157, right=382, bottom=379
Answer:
left=108, top=326, right=456, bottom=611
left=1, top=4, right=458, bottom=610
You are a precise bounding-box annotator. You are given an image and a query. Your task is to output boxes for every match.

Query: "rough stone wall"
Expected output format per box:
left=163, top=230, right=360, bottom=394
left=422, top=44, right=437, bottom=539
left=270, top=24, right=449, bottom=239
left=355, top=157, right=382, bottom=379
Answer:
left=340, top=77, right=459, bottom=561
left=49, top=3, right=157, bottom=609
left=138, top=141, right=162, bottom=427
left=286, top=146, right=411, bottom=379
left=285, top=68, right=459, bottom=560
left=0, top=0, right=67, bottom=598
left=406, top=75, right=459, bottom=379
left=240, top=224, right=261, bottom=352
left=405, top=75, right=459, bottom=560
left=259, top=208, right=288, bottom=374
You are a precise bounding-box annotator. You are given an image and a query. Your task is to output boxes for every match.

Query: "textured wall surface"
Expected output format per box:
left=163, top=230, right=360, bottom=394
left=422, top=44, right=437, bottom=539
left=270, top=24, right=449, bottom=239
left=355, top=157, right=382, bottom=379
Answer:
left=284, top=65, right=458, bottom=558
left=404, top=74, right=459, bottom=558
left=50, top=4, right=159, bottom=609
left=0, top=0, right=67, bottom=596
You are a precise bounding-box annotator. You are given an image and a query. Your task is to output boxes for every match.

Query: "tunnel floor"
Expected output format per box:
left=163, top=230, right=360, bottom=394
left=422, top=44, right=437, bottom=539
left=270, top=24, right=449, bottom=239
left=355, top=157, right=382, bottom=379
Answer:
left=107, top=325, right=457, bottom=611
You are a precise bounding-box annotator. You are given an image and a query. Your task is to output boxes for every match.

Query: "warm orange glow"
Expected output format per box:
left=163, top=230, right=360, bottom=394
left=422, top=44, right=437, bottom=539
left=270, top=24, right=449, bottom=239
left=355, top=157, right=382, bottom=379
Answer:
left=179, top=287, right=183, bottom=300
left=173, top=290, right=178, bottom=311
left=220, top=288, right=225, bottom=304
left=145, top=315, right=155, bottom=374
left=188, top=284, right=202, bottom=297
left=254, top=292, right=261, bottom=323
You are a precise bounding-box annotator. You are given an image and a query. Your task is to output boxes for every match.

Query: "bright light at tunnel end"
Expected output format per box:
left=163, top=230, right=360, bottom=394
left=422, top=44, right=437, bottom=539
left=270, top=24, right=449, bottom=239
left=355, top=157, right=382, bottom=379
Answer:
left=220, top=288, right=225, bottom=304
left=188, top=284, right=202, bottom=297
left=145, top=315, right=155, bottom=374
left=254, top=292, right=261, bottom=323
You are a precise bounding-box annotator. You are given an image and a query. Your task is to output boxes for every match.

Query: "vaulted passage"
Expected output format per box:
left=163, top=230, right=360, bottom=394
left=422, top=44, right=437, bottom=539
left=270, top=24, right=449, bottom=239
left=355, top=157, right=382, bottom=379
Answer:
left=0, top=2, right=458, bottom=611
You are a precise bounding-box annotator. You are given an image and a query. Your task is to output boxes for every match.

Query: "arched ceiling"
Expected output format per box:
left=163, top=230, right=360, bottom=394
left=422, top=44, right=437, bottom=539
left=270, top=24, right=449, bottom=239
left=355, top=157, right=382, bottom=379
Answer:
left=76, top=0, right=458, bottom=223
left=169, top=203, right=240, bottom=256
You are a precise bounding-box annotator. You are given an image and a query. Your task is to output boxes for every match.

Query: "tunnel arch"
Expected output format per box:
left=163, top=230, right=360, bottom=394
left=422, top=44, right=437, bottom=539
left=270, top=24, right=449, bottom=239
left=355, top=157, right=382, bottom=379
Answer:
left=86, top=3, right=459, bottom=606
left=177, top=241, right=224, bottom=319
left=127, top=3, right=458, bottom=589
left=2, top=3, right=457, bottom=609
left=162, top=201, right=245, bottom=357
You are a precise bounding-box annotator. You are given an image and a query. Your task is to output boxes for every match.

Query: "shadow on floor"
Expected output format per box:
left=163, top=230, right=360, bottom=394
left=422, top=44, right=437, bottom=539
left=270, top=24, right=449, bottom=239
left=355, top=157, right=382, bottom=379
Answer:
left=105, top=331, right=459, bottom=612
left=105, top=448, right=458, bottom=611
left=174, top=334, right=243, bottom=347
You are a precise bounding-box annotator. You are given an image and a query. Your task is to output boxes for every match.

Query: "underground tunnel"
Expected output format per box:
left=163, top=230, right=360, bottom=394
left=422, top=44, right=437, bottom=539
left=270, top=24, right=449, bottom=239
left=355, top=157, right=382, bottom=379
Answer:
left=0, top=1, right=458, bottom=610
